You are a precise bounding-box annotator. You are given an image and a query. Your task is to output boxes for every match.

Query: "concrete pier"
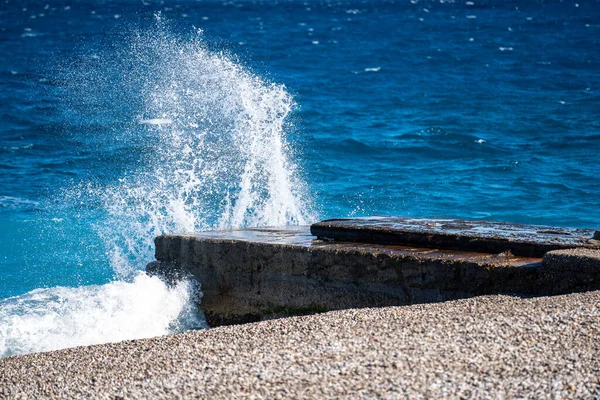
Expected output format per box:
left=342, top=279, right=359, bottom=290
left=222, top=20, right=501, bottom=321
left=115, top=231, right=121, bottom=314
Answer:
left=147, top=217, right=600, bottom=326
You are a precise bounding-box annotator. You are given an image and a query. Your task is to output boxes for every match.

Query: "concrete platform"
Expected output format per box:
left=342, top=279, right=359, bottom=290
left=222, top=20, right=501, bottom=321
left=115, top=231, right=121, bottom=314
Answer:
left=147, top=218, right=600, bottom=327
left=311, top=216, right=600, bottom=257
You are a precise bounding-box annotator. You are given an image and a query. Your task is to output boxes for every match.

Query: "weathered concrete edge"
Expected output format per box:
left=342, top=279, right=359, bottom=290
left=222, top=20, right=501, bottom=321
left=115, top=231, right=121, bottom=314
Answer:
left=542, top=248, right=600, bottom=293
left=149, top=233, right=533, bottom=327
left=148, top=229, right=600, bottom=327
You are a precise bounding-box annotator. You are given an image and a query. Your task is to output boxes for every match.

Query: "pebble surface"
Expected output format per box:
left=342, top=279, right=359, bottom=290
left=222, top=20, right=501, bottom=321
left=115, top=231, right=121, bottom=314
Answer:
left=1, top=291, right=599, bottom=399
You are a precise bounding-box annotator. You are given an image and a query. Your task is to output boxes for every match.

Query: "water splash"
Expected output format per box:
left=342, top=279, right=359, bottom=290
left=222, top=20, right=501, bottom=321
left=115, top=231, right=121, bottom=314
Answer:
left=0, top=274, right=202, bottom=358
left=90, top=17, right=313, bottom=279
left=0, top=19, right=313, bottom=357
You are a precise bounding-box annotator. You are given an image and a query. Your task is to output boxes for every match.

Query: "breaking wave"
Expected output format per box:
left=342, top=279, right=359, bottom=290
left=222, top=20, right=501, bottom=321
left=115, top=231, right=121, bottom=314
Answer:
left=0, top=17, right=313, bottom=358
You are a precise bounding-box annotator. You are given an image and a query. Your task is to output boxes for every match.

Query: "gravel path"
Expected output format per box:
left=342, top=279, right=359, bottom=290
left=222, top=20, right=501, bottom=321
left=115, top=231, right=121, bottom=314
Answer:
left=2, top=291, right=599, bottom=399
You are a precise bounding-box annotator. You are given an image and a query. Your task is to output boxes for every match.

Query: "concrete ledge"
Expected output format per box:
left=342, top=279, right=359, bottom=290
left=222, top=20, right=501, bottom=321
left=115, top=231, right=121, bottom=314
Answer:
left=542, top=248, right=600, bottom=293
left=148, top=219, right=600, bottom=327
left=311, top=217, right=599, bottom=258
left=148, top=225, right=538, bottom=326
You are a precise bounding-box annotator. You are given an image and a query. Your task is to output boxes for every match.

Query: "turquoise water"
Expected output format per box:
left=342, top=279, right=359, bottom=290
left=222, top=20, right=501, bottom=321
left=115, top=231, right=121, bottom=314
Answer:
left=1, top=0, right=598, bottom=356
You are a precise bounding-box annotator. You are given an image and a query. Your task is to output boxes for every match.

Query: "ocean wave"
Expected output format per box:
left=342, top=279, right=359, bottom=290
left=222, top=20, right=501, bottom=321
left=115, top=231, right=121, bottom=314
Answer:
left=0, top=17, right=314, bottom=358
left=0, top=273, right=204, bottom=358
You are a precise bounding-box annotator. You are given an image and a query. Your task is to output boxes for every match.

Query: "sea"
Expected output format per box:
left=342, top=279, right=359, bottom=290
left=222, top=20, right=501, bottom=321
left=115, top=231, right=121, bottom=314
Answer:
left=0, top=0, right=598, bottom=357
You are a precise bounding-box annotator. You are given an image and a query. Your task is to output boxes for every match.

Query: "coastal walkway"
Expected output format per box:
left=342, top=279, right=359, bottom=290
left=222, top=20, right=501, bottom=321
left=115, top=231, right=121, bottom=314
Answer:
left=147, top=217, right=600, bottom=326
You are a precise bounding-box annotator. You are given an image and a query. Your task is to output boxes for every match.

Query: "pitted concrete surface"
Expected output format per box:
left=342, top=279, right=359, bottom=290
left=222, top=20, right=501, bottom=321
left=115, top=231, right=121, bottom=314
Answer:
left=1, top=291, right=599, bottom=399
left=541, top=248, right=600, bottom=293
left=543, top=247, right=600, bottom=267
left=151, top=226, right=544, bottom=326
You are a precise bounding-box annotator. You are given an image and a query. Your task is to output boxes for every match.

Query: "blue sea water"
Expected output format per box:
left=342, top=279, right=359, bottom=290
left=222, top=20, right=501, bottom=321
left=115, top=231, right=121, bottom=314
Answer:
left=0, top=0, right=599, bottom=356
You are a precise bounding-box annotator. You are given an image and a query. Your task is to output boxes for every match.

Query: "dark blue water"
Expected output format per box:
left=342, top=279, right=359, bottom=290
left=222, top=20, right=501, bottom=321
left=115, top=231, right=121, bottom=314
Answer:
left=1, top=0, right=598, bottom=356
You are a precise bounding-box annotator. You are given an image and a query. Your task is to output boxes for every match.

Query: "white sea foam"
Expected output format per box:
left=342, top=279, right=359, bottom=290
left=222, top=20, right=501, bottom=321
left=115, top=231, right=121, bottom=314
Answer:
left=0, top=196, right=39, bottom=209
left=21, top=32, right=44, bottom=38
left=0, top=274, right=204, bottom=358
left=1, top=18, right=313, bottom=358
left=6, top=143, right=33, bottom=150
left=138, top=117, right=173, bottom=125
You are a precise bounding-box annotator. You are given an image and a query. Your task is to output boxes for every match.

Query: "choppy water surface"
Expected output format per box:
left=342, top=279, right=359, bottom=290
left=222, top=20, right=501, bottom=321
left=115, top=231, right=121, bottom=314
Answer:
left=0, top=0, right=598, bottom=356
